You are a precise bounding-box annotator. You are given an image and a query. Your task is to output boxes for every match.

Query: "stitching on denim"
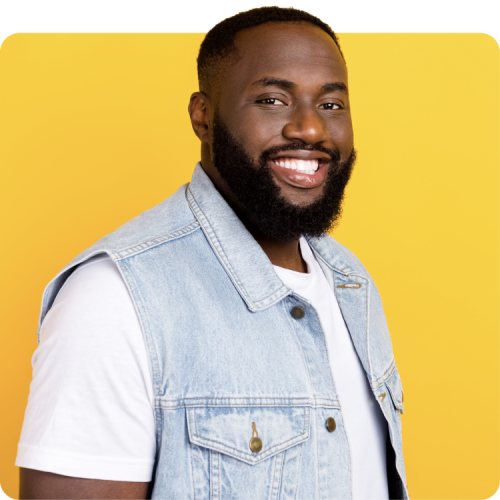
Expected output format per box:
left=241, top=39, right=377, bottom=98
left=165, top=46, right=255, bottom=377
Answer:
left=281, top=300, right=315, bottom=394
left=314, top=277, right=339, bottom=397
left=187, top=419, right=196, bottom=500
left=186, top=186, right=251, bottom=300
left=373, top=362, right=397, bottom=390
left=294, top=434, right=304, bottom=500
left=314, top=409, right=321, bottom=500
left=156, top=396, right=338, bottom=402
left=194, top=431, right=307, bottom=460
left=112, top=222, right=200, bottom=261
left=210, top=450, right=213, bottom=500
left=365, top=278, right=374, bottom=382
left=374, top=359, right=396, bottom=386
left=309, top=244, right=368, bottom=280
left=342, top=407, right=354, bottom=500
left=386, top=381, right=403, bottom=410
left=155, top=401, right=341, bottom=410
left=270, top=452, right=278, bottom=499
left=218, top=451, right=221, bottom=500
left=117, top=262, right=162, bottom=400
left=186, top=185, right=290, bottom=309
left=194, top=434, right=309, bottom=467
left=274, top=452, right=285, bottom=500
left=112, top=221, right=198, bottom=255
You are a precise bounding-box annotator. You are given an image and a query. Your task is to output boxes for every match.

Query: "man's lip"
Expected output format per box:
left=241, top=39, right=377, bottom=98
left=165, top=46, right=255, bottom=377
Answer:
left=268, top=150, right=331, bottom=162
left=268, top=159, right=328, bottom=188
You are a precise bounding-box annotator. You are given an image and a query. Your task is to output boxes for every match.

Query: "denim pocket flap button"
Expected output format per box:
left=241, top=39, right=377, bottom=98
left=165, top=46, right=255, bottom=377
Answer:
left=187, top=405, right=310, bottom=465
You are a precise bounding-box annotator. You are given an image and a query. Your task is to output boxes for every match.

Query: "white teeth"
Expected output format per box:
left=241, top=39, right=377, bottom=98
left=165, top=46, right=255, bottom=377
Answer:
left=275, top=158, right=319, bottom=173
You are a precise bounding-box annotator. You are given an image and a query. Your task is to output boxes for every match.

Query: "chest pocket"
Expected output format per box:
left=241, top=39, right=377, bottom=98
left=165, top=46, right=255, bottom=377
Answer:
left=187, top=406, right=310, bottom=500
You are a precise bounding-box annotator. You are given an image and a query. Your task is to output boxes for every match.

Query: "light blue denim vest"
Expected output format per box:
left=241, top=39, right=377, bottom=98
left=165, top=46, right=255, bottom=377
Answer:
left=38, top=164, right=408, bottom=499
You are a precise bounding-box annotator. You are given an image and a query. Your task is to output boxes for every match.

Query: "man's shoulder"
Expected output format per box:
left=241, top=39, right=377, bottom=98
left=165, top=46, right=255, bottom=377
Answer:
left=73, top=182, right=198, bottom=266
left=37, top=183, right=199, bottom=333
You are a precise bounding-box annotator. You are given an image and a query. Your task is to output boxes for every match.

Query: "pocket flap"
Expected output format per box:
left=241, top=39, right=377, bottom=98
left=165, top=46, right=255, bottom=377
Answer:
left=187, top=406, right=310, bottom=465
left=385, top=369, right=404, bottom=414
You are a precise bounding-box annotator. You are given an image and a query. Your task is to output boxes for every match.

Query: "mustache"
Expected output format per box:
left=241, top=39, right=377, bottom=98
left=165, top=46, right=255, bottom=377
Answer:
left=259, top=143, right=341, bottom=164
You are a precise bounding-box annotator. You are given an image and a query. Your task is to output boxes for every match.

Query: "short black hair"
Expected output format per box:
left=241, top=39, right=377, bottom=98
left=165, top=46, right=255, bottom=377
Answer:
left=197, top=6, right=344, bottom=97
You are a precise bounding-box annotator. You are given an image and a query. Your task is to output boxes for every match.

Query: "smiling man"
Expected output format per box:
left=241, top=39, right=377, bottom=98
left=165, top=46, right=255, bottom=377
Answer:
left=17, top=7, right=407, bottom=500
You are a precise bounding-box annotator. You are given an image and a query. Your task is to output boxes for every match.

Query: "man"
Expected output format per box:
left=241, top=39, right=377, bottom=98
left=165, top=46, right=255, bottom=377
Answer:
left=17, top=7, right=407, bottom=499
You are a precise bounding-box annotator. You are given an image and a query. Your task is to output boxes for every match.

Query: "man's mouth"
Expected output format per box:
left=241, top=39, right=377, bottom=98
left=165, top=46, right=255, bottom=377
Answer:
left=271, top=158, right=320, bottom=174
left=268, top=156, right=330, bottom=188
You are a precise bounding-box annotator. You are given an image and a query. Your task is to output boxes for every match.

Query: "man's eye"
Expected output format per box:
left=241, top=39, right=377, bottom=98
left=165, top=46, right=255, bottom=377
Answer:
left=321, top=103, right=342, bottom=110
left=258, top=98, right=286, bottom=106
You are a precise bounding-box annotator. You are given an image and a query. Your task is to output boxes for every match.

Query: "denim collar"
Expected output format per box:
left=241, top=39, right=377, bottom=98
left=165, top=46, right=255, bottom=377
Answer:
left=186, top=163, right=358, bottom=312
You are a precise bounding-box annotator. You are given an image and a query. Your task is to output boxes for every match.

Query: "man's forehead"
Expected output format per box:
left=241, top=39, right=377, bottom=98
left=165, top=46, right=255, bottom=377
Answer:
left=231, top=22, right=347, bottom=86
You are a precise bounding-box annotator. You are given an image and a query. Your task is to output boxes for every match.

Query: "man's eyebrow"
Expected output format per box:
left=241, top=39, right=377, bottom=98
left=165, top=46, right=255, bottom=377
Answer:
left=250, top=77, right=297, bottom=89
left=322, top=82, right=348, bottom=93
left=250, top=78, right=348, bottom=94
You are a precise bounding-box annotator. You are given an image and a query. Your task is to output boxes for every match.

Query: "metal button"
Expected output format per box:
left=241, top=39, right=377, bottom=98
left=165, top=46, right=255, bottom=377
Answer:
left=326, top=417, right=336, bottom=432
left=291, top=306, right=305, bottom=319
left=249, top=422, right=262, bottom=453
left=249, top=436, right=263, bottom=453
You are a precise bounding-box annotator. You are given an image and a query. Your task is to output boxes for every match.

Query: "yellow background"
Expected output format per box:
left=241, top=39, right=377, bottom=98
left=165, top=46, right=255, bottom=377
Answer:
left=0, top=33, right=498, bottom=499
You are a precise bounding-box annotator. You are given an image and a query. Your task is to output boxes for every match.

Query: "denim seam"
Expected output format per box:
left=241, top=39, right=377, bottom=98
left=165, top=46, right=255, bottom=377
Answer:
left=293, top=433, right=304, bottom=500
left=281, top=300, right=316, bottom=396
left=270, top=452, right=278, bottom=499
left=187, top=426, right=196, bottom=500
left=309, top=246, right=367, bottom=280
left=209, top=450, right=213, bottom=500
left=156, top=400, right=339, bottom=406
left=365, top=278, right=374, bottom=381
left=373, top=361, right=397, bottom=390
left=156, top=402, right=340, bottom=410
left=186, top=185, right=290, bottom=310
left=186, top=186, right=251, bottom=303
left=290, top=297, right=339, bottom=399
left=117, top=261, right=161, bottom=400
left=386, top=381, right=403, bottom=410
left=338, top=406, right=353, bottom=500
left=191, top=432, right=308, bottom=461
left=314, top=409, right=321, bottom=500
left=37, top=253, right=111, bottom=342
left=111, top=222, right=200, bottom=261
left=218, top=451, right=221, bottom=500
left=155, top=396, right=338, bottom=402
left=273, top=451, right=285, bottom=500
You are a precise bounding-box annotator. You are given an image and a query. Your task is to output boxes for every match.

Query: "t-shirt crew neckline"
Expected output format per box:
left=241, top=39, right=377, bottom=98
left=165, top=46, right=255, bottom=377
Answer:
left=272, top=236, right=315, bottom=285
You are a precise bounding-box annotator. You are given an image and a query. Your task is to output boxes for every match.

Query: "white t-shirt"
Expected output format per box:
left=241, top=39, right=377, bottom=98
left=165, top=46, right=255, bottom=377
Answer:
left=16, top=256, right=156, bottom=481
left=17, top=240, right=388, bottom=498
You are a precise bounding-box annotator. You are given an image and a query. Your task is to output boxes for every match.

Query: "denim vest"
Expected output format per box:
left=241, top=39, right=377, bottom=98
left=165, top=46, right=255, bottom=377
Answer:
left=38, top=164, right=408, bottom=499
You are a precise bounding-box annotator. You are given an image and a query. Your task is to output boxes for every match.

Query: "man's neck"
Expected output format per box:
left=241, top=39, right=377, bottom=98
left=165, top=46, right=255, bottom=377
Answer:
left=255, top=235, right=308, bottom=273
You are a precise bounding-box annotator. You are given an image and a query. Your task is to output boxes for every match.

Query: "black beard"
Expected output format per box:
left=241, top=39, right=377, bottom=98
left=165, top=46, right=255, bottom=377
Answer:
left=211, top=112, right=357, bottom=242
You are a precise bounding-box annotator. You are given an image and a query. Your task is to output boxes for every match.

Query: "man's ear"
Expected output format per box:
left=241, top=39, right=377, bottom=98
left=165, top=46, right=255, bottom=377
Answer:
left=188, top=92, right=211, bottom=144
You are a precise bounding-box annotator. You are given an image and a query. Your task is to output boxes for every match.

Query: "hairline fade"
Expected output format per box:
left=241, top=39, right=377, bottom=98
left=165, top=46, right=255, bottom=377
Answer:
left=197, top=6, right=345, bottom=98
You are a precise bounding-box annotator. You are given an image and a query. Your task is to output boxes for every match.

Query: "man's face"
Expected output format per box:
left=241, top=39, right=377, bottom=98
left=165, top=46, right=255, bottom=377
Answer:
left=201, top=21, right=355, bottom=241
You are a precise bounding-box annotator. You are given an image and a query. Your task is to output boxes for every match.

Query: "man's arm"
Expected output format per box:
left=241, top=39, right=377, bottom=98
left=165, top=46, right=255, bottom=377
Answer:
left=19, top=468, right=151, bottom=500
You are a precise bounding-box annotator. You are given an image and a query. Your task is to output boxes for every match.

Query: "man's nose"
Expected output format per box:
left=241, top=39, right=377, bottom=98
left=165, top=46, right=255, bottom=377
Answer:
left=282, top=107, right=330, bottom=145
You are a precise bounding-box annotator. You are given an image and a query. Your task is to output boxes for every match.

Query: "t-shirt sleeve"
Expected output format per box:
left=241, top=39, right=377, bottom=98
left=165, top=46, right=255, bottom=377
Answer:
left=16, top=256, right=156, bottom=482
